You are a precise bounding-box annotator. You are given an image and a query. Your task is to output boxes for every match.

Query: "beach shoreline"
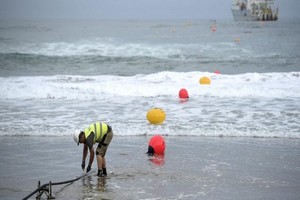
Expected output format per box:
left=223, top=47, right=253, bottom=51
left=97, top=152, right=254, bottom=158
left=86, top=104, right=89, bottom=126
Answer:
left=1, top=135, right=299, bottom=200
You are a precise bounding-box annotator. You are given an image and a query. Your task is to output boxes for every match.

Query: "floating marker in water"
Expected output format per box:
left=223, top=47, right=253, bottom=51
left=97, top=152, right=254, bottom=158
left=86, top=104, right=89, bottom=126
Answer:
left=147, top=135, right=166, bottom=155
left=214, top=70, right=220, bottom=74
left=234, top=37, right=240, bottom=43
left=211, top=25, right=217, bottom=32
left=146, top=108, right=166, bottom=125
left=179, top=88, right=189, bottom=99
left=199, top=76, right=211, bottom=85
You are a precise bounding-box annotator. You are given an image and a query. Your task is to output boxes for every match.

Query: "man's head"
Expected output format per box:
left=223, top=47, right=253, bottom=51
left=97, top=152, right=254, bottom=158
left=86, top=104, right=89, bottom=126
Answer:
left=73, top=130, right=85, bottom=145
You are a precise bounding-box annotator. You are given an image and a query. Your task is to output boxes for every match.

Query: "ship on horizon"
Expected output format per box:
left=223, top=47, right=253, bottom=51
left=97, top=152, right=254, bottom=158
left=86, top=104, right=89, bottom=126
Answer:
left=231, top=0, right=278, bottom=21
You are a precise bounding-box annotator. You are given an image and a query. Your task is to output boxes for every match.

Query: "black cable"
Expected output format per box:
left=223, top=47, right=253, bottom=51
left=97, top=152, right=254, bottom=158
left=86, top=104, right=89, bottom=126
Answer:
left=22, top=172, right=91, bottom=200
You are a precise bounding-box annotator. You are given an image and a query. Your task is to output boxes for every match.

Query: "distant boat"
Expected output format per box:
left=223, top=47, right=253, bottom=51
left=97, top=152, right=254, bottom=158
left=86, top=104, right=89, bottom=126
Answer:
left=231, top=0, right=278, bottom=21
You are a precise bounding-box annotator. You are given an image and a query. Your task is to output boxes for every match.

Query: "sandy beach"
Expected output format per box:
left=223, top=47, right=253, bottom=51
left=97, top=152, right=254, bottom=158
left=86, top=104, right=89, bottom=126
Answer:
left=0, top=136, right=299, bottom=200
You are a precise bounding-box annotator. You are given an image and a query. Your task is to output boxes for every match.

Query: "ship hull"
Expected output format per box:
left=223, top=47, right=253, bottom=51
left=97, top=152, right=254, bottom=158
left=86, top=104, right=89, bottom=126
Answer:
left=231, top=9, right=257, bottom=21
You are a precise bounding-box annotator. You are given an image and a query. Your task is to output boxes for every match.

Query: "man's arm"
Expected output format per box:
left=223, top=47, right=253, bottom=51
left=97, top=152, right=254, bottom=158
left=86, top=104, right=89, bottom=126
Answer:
left=82, top=144, right=88, bottom=169
left=83, top=144, right=88, bottom=162
left=86, top=133, right=95, bottom=172
left=89, top=147, right=95, bottom=168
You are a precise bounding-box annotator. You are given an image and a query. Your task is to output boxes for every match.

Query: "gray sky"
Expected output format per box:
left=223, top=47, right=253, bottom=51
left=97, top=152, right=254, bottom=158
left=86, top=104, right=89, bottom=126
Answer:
left=0, top=0, right=299, bottom=20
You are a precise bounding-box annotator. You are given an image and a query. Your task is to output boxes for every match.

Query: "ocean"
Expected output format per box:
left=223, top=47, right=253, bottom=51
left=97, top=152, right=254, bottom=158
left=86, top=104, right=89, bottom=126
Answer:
left=0, top=19, right=300, bottom=199
left=0, top=19, right=299, bottom=138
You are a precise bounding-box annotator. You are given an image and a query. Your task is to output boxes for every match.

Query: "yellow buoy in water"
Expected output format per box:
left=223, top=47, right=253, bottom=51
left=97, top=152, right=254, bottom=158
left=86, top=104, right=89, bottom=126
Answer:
left=199, top=76, right=211, bottom=85
left=234, top=37, right=240, bottom=43
left=146, top=108, right=166, bottom=125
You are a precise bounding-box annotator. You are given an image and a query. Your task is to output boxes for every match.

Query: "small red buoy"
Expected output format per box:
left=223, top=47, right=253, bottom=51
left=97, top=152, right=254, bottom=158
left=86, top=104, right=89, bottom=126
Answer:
left=214, top=70, right=220, bottom=74
left=179, top=88, right=189, bottom=99
left=147, top=135, right=166, bottom=155
left=211, top=26, right=216, bottom=32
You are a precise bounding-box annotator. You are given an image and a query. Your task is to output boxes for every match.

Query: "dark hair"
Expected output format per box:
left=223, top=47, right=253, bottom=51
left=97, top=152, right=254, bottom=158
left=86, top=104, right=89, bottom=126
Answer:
left=79, top=131, right=84, bottom=139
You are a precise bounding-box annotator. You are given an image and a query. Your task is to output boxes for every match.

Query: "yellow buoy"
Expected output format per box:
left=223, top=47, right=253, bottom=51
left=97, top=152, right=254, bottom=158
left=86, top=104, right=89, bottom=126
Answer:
left=234, top=37, right=240, bottom=43
left=146, top=108, right=166, bottom=125
left=199, top=76, right=211, bottom=85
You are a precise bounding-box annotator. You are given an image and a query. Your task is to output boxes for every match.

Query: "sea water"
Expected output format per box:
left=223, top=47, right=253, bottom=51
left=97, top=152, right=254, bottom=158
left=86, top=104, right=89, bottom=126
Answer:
left=0, top=19, right=299, bottom=138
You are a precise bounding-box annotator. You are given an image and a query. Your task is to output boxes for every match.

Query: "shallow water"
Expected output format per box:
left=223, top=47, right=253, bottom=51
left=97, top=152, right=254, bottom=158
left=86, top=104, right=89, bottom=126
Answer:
left=1, top=136, right=299, bottom=200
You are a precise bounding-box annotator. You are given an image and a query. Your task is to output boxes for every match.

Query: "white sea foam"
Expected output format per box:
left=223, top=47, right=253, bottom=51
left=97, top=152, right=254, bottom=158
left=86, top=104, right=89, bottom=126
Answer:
left=1, top=71, right=299, bottom=138
left=2, top=40, right=181, bottom=59
left=1, top=40, right=253, bottom=61
left=1, top=71, right=299, bottom=100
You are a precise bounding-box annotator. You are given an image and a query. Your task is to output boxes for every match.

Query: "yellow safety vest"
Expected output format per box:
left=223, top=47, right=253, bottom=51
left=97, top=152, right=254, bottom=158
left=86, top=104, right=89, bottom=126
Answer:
left=84, top=122, right=108, bottom=144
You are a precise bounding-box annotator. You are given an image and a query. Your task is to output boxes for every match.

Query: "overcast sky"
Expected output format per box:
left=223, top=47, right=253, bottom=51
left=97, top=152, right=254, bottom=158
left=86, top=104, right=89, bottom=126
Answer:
left=0, top=0, right=299, bottom=20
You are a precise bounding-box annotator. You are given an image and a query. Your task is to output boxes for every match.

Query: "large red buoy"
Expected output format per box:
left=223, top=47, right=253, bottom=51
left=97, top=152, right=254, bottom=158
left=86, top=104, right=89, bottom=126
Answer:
left=179, top=88, right=189, bottom=99
left=147, top=135, right=166, bottom=155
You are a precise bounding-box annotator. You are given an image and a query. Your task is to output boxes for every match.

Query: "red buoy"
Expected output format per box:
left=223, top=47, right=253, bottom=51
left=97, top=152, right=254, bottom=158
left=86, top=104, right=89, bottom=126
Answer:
left=179, top=88, right=189, bottom=99
left=214, top=70, right=220, bottom=74
left=147, top=135, right=166, bottom=155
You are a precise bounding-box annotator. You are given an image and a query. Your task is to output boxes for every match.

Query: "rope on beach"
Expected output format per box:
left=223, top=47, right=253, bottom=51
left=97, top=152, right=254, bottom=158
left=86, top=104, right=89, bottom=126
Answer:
left=22, top=171, right=92, bottom=200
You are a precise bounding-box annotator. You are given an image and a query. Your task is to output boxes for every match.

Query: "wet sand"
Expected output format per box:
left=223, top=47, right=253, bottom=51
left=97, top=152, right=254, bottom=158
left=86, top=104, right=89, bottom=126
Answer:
left=0, top=136, right=299, bottom=200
